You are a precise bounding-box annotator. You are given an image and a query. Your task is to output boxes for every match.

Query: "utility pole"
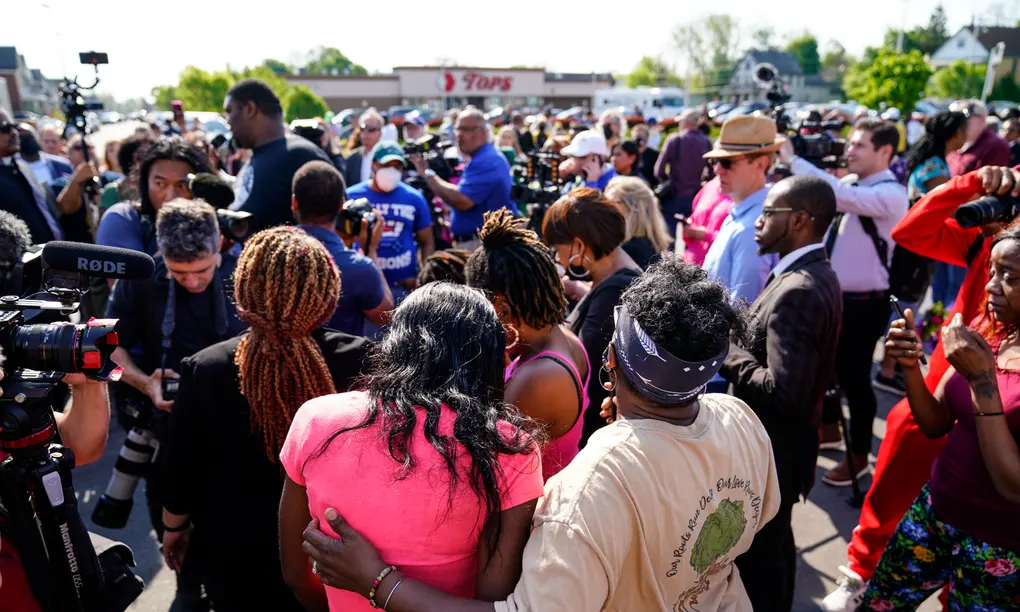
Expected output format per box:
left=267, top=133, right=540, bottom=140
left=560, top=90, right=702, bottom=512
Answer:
left=895, top=0, right=908, bottom=52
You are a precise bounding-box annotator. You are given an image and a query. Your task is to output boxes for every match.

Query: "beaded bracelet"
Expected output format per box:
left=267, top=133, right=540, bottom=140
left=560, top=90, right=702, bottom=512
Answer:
left=369, top=565, right=397, bottom=608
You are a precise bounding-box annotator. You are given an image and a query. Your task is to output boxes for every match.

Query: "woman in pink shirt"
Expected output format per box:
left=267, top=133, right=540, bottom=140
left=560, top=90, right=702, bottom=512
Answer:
left=681, top=176, right=732, bottom=265
left=465, top=209, right=590, bottom=480
left=279, top=282, right=544, bottom=611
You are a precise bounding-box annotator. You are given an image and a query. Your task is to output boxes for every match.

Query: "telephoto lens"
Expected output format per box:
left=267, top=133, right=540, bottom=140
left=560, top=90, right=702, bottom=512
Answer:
left=954, top=195, right=1015, bottom=228
left=90, top=427, right=159, bottom=529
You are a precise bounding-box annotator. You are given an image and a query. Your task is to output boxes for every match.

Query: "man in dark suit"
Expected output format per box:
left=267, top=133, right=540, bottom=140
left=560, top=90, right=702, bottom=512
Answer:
left=343, top=109, right=384, bottom=189
left=719, top=174, right=843, bottom=612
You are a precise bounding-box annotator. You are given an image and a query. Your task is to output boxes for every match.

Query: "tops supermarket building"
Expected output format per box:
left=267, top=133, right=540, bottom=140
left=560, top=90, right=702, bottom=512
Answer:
left=285, top=66, right=614, bottom=113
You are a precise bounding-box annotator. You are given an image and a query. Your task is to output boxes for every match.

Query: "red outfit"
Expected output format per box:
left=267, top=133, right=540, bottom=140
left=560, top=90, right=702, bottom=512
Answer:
left=846, top=171, right=991, bottom=580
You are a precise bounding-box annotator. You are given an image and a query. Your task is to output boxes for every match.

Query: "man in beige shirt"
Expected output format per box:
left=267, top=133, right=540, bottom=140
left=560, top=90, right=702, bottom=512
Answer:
left=301, top=259, right=782, bottom=612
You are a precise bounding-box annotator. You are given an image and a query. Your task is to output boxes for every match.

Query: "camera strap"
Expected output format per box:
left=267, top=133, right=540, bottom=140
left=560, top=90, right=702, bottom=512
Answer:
left=158, top=261, right=230, bottom=378
left=827, top=179, right=902, bottom=270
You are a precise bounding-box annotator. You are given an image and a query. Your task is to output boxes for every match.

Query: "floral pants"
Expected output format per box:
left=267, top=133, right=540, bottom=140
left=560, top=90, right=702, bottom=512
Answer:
left=858, top=485, right=1020, bottom=611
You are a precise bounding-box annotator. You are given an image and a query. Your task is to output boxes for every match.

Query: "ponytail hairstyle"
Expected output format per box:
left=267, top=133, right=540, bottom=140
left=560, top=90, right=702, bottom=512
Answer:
left=905, top=111, right=967, bottom=175
left=234, top=227, right=341, bottom=462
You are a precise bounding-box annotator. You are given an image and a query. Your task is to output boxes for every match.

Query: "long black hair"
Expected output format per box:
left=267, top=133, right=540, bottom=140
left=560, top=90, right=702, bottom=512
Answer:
left=134, top=136, right=214, bottom=216
left=905, top=111, right=967, bottom=175
left=309, top=282, right=538, bottom=550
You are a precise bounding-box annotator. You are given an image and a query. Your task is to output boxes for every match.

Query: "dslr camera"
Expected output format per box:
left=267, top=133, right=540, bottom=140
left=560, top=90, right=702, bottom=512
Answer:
left=955, top=193, right=1020, bottom=228
left=337, top=198, right=378, bottom=245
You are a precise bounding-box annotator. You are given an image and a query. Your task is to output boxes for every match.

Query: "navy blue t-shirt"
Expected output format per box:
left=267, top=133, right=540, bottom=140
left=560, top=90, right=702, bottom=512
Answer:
left=345, top=181, right=432, bottom=284
left=300, top=225, right=385, bottom=336
left=450, top=142, right=512, bottom=237
left=96, top=202, right=157, bottom=256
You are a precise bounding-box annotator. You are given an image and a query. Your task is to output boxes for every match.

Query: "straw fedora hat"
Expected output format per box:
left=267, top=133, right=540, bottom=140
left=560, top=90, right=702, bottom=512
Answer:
left=703, top=115, right=785, bottom=159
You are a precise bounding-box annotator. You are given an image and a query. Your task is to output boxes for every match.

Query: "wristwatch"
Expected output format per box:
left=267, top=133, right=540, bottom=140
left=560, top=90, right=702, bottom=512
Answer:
left=424, top=169, right=437, bottom=178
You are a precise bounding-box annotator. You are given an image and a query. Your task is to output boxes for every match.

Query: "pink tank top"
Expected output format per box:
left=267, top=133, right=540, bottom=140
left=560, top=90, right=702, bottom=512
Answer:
left=505, top=339, right=590, bottom=481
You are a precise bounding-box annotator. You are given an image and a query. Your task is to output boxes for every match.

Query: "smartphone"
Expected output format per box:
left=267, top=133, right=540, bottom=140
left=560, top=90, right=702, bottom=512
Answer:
left=674, top=214, right=691, bottom=225
left=79, top=51, right=109, bottom=66
left=889, top=295, right=927, bottom=365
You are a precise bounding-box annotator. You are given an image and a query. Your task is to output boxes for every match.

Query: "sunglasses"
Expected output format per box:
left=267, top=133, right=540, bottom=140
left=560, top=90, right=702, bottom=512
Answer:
left=711, top=157, right=743, bottom=170
left=0, top=122, right=13, bottom=134
left=360, top=125, right=381, bottom=133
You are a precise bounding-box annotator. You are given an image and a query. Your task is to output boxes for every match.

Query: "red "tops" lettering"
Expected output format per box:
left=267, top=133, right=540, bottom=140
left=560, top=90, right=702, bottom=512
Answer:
left=461, top=71, right=513, bottom=92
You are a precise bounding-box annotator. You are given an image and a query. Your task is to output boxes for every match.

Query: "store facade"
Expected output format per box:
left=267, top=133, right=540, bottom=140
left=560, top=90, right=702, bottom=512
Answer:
left=286, top=66, right=613, bottom=114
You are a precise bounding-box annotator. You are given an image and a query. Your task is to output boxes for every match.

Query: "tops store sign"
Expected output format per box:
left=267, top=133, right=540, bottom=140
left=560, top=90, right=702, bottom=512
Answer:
left=437, top=70, right=515, bottom=94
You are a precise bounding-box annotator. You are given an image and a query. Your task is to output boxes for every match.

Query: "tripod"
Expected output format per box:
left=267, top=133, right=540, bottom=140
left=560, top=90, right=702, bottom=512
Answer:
left=0, top=375, right=105, bottom=612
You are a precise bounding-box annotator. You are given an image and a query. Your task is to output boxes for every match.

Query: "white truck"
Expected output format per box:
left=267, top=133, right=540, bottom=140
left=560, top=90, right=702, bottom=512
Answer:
left=593, top=87, right=686, bottom=120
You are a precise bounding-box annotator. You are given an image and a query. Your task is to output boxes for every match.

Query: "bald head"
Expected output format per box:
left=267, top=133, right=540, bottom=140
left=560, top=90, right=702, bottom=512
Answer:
left=772, top=175, right=836, bottom=238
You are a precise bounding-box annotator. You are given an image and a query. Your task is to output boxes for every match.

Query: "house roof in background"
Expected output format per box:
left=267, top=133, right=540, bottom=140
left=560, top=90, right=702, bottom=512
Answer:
left=970, top=26, right=1020, bottom=58
left=746, top=50, right=803, bottom=75
left=0, top=47, right=18, bottom=72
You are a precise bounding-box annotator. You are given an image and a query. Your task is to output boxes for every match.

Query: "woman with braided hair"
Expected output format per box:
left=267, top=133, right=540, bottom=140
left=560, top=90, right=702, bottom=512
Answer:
left=161, top=226, right=372, bottom=612
left=465, top=208, right=590, bottom=479
left=417, top=248, right=472, bottom=286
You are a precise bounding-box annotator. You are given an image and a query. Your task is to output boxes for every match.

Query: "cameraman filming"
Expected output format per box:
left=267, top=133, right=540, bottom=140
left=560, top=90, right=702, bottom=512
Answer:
left=409, top=108, right=512, bottom=250
left=0, top=210, right=117, bottom=611
left=778, top=119, right=909, bottom=487
left=104, top=199, right=246, bottom=609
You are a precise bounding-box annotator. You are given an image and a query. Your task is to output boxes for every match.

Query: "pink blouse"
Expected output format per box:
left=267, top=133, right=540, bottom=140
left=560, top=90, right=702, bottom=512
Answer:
left=683, top=176, right=732, bottom=266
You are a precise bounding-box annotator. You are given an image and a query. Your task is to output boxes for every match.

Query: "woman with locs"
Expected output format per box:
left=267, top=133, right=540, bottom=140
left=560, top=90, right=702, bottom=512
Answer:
left=858, top=222, right=1020, bottom=610
left=465, top=209, right=589, bottom=480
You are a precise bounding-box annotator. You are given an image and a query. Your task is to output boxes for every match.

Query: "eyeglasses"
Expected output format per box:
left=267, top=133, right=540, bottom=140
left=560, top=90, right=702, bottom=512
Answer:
left=759, top=207, right=796, bottom=218
left=711, top=157, right=744, bottom=170
left=454, top=125, right=481, bottom=133
left=360, top=125, right=381, bottom=133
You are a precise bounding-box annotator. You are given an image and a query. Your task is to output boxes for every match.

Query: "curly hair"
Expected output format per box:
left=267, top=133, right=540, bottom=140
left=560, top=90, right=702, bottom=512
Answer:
left=417, top=248, right=471, bottom=286
left=234, top=227, right=341, bottom=462
left=466, top=209, right=567, bottom=329
left=622, top=256, right=752, bottom=364
left=155, top=198, right=219, bottom=262
left=134, top=137, right=214, bottom=216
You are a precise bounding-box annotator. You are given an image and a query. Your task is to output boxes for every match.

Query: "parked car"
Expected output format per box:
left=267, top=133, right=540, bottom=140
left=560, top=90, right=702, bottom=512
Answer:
left=13, top=110, right=41, bottom=122
left=99, top=111, right=123, bottom=124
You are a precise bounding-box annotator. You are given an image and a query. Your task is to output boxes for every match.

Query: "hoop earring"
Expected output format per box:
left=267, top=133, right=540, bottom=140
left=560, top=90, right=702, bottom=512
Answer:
left=599, top=365, right=615, bottom=392
left=567, top=252, right=593, bottom=280
left=504, top=324, right=520, bottom=352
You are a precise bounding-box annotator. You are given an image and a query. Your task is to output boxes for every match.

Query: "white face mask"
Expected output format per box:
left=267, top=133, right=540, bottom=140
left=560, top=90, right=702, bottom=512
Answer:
left=375, top=167, right=402, bottom=192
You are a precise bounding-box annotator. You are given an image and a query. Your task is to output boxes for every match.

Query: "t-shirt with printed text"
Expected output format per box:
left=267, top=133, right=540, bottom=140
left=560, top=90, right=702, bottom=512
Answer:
left=345, top=181, right=432, bottom=285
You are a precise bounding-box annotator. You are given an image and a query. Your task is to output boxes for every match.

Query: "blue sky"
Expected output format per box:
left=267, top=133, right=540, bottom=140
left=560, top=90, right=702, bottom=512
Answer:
left=9, top=0, right=1007, bottom=100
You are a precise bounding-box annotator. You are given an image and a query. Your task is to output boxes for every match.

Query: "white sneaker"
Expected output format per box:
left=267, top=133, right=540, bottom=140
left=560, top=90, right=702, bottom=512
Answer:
left=819, top=565, right=867, bottom=612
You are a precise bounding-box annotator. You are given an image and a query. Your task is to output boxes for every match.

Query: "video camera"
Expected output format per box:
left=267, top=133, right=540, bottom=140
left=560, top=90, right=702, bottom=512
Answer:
left=58, top=52, right=107, bottom=208
left=510, top=151, right=566, bottom=233
left=185, top=173, right=252, bottom=242
left=0, top=241, right=154, bottom=612
left=754, top=62, right=847, bottom=171
left=337, top=198, right=377, bottom=245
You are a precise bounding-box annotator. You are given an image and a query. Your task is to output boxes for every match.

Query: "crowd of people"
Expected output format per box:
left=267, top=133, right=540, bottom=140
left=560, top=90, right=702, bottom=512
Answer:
left=0, top=78, right=1018, bottom=612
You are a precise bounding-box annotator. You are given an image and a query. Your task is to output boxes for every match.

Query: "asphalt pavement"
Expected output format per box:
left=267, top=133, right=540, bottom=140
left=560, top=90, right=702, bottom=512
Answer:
left=66, top=122, right=940, bottom=611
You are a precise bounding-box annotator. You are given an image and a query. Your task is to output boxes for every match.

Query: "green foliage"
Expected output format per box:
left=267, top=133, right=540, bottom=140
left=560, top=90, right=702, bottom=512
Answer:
left=845, top=50, right=933, bottom=113
left=991, top=75, right=1020, bottom=102
left=625, top=56, right=684, bottom=88
left=303, top=46, right=368, bottom=76
left=929, top=60, right=986, bottom=100
left=150, top=60, right=330, bottom=117
left=283, top=85, right=330, bottom=122
left=751, top=27, right=776, bottom=50
left=673, top=14, right=741, bottom=91
left=821, top=41, right=856, bottom=82
left=690, top=500, right=747, bottom=575
left=786, top=34, right=821, bottom=75
left=263, top=59, right=292, bottom=75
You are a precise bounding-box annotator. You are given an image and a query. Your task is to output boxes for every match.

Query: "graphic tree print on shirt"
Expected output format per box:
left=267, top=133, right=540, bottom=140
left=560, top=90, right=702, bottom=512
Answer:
left=675, top=499, right=748, bottom=612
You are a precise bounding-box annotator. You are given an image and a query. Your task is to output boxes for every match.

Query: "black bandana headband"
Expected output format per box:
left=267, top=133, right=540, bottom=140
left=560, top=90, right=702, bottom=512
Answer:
left=612, top=306, right=728, bottom=404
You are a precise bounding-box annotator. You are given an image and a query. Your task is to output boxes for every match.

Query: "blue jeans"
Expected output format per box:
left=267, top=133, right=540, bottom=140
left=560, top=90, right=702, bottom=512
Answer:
left=930, top=262, right=966, bottom=309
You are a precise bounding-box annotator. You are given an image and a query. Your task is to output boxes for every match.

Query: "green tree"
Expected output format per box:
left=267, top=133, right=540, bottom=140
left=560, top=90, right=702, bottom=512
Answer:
left=235, top=65, right=291, bottom=100
left=929, top=60, right=986, bottom=99
left=263, top=58, right=292, bottom=75
left=845, top=50, right=932, bottom=113
left=174, top=66, right=233, bottom=111
left=625, top=56, right=684, bottom=88
left=150, top=85, right=177, bottom=110
left=673, top=14, right=741, bottom=90
left=283, top=85, right=330, bottom=122
left=914, top=3, right=949, bottom=55
left=991, top=75, right=1020, bottom=102
left=786, top=33, right=821, bottom=75
left=821, top=41, right=855, bottom=82
left=751, top=27, right=776, bottom=50
left=303, top=47, right=367, bottom=76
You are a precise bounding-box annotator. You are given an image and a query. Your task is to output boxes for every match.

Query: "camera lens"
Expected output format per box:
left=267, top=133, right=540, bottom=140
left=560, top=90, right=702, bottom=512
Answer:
left=2, top=322, right=120, bottom=378
left=955, top=195, right=1010, bottom=229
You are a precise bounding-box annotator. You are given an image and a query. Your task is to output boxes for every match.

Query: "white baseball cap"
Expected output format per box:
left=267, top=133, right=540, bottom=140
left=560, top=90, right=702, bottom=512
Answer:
left=880, top=108, right=901, bottom=121
left=562, top=130, right=608, bottom=158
